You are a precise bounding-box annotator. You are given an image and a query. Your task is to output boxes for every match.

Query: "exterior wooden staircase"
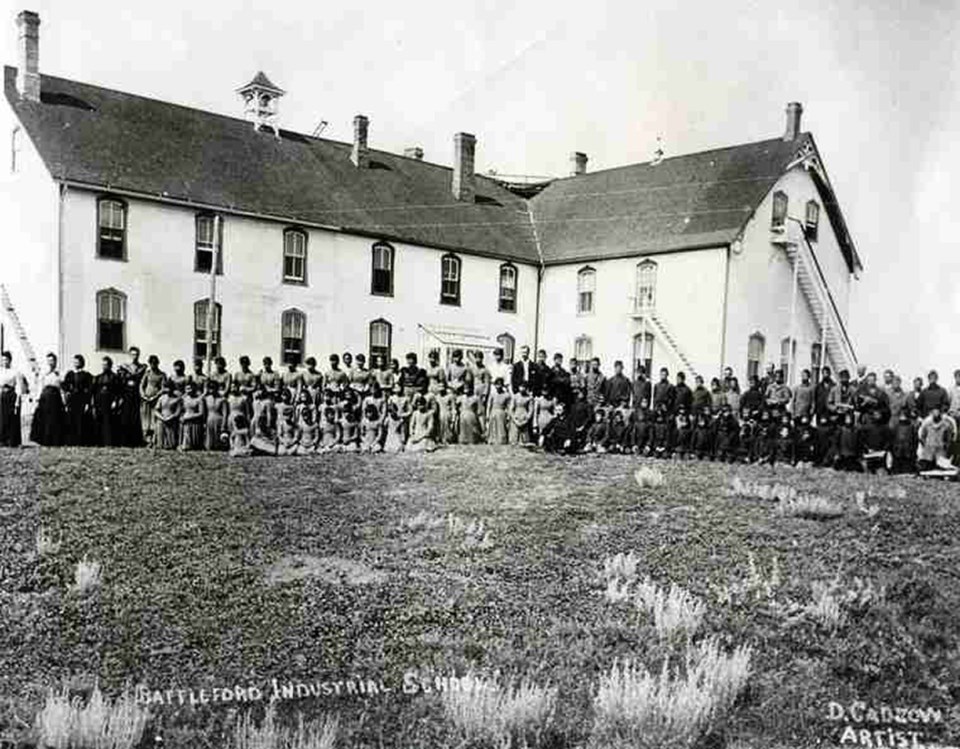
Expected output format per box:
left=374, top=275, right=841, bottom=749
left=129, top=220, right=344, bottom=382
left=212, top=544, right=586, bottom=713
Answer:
left=0, top=284, right=41, bottom=380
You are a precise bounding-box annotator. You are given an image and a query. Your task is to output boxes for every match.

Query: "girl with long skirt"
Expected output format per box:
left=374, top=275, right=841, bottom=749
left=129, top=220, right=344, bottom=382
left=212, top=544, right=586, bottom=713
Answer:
left=209, top=357, right=232, bottom=396
left=226, top=381, right=249, bottom=433
left=486, top=378, right=511, bottom=445
left=179, top=381, right=206, bottom=451
left=319, top=407, right=341, bottom=452
left=62, top=355, right=94, bottom=446
left=204, top=381, right=228, bottom=451
left=509, top=382, right=534, bottom=444
left=277, top=411, right=300, bottom=455
left=117, top=348, right=146, bottom=447
left=251, top=393, right=278, bottom=455
left=457, top=385, right=482, bottom=445
left=534, top=389, right=557, bottom=442
left=360, top=403, right=383, bottom=452
left=340, top=410, right=361, bottom=452
left=228, top=413, right=252, bottom=457
left=437, top=387, right=457, bottom=445
left=139, top=356, right=166, bottom=446
left=30, top=352, right=65, bottom=446
left=92, top=357, right=121, bottom=447
left=297, top=407, right=320, bottom=455
left=154, top=382, right=182, bottom=450
left=407, top=396, right=437, bottom=452
left=0, top=351, right=25, bottom=447
left=383, top=402, right=406, bottom=453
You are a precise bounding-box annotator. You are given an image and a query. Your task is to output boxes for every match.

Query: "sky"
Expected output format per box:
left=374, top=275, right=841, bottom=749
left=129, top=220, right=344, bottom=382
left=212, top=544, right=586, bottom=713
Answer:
left=2, top=0, right=958, bottom=377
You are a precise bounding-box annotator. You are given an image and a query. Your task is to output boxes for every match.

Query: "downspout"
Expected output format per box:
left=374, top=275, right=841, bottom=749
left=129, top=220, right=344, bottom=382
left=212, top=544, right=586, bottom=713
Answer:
left=525, top=202, right=545, bottom=352
left=718, top=241, right=733, bottom=377
left=58, top=182, right=66, bottom=365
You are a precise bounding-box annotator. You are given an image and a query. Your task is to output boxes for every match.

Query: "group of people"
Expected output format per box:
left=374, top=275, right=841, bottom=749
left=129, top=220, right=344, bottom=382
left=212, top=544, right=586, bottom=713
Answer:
left=2, top=344, right=958, bottom=474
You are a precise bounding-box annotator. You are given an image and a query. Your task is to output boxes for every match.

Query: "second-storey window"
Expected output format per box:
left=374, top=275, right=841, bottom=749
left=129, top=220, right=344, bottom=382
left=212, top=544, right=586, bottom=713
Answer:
left=498, top=263, right=517, bottom=312
left=577, top=267, right=595, bottom=314
left=283, top=228, right=307, bottom=283
left=771, top=191, right=788, bottom=230
left=805, top=199, right=820, bottom=242
left=440, top=254, right=461, bottom=305
left=97, top=198, right=126, bottom=260
left=371, top=242, right=394, bottom=295
left=195, top=214, right=223, bottom=274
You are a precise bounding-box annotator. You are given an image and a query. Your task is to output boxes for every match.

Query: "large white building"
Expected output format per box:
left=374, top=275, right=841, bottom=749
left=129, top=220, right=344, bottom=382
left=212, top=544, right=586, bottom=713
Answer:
left=1, top=10, right=861, bottom=388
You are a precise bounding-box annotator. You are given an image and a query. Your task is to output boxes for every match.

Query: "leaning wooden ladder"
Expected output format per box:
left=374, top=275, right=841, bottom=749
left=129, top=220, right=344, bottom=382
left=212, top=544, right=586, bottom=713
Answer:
left=0, top=283, right=41, bottom=380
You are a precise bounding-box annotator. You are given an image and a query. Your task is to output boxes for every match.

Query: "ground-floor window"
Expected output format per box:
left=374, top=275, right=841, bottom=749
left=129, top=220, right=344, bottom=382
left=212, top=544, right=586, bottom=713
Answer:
left=97, top=288, right=126, bottom=351
left=281, top=309, right=306, bottom=365
left=747, top=332, right=765, bottom=381
left=193, top=299, right=222, bottom=360
left=574, top=335, right=592, bottom=363
left=496, top=332, right=515, bottom=363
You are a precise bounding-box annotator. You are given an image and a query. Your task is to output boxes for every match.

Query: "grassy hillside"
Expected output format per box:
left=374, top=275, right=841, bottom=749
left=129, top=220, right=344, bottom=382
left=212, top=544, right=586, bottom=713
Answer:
left=1, top=446, right=958, bottom=748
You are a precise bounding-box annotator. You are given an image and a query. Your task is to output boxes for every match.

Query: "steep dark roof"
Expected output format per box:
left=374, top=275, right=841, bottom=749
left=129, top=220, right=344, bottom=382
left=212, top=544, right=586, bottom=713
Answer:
left=238, top=71, right=284, bottom=94
left=532, top=136, right=811, bottom=264
left=4, top=67, right=539, bottom=263
left=4, top=67, right=860, bottom=272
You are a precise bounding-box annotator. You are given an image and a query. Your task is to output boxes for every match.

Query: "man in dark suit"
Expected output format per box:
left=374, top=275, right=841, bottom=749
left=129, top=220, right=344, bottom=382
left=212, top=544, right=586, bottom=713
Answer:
left=529, top=349, right=551, bottom=396
left=549, top=353, right=571, bottom=405
left=511, top=345, right=534, bottom=393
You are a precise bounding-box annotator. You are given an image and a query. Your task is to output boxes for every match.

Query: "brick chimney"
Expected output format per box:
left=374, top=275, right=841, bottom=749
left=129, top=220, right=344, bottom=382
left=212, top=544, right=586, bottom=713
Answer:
left=404, top=146, right=424, bottom=160
left=351, top=115, right=369, bottom=168
left=452, top=132, right=476, bottom=202
left=570, top=151, right=588, bottom=176
left=16, top=10, right=40, bottom=102
left=784, top=102, right=803, bottom=141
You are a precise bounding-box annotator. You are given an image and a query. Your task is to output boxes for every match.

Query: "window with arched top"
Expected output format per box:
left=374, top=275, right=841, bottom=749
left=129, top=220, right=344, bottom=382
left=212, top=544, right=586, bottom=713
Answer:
left=371, top=242, right=394, bottom=296
left=195, top=213, right=223, bottom=274
left=282, top=228, right=307, bottom=284
left=635, top=259, right=657, bottom=311
left=811, top=342, right=823, bottom=382
left=440, top=253, right=461, bottom=305
left=97, top=197, right=127, bottom=260
left=780, top=337, right=795, bottom=383
left=281, top=309, right=306, bottom=365
left=577, top=267, right=596, bottom=314
left=496, top=333, right=515, bottom=363
left=97, top=288, right=127, bottom=351
left=771, top=191, right=788, bottom=230
left=370, top=319, right=392, bottom=364
left=498, top=263, right=518, bottom=313
left=747, top=332, right=765, bottom=380
left=574, top=335, right=593, bottom=363
left=633, top=332, right=654, bottom=380
left=805, top=199, right=820, bottom=242
left=194, top=298, right=222, bottom=360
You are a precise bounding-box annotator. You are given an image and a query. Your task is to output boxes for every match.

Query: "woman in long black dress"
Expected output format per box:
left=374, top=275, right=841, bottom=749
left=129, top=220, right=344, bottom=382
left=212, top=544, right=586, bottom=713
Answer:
left=62, top=354, right=94, bottom=446
left=0, top=351, right=26, bottom=447
left=117, top=346, right=146, bottom=447
left=92, top=356, right=121, bottom=447
left=29, top=352, right=65, bottom=446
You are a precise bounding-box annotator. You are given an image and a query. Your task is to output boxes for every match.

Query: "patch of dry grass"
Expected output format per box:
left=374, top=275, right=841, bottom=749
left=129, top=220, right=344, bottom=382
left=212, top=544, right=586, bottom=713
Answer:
left=441, top=673, right=558, bottom=749
left=231, top=703, right=339, bottom=749
left=590, top=638, right=752, bottom=749
left=73, top=556, right=102, bottom=594
left=34, top=685, right=149, bottom=749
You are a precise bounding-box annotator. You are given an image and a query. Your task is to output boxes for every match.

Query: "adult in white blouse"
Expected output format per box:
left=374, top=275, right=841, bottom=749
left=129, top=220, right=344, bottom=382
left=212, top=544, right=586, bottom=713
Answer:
left=0, top=351, right=29, bottom=447
left=488, top=348, right=512, bottom=394
left=30, top=352, right=65, bottom=446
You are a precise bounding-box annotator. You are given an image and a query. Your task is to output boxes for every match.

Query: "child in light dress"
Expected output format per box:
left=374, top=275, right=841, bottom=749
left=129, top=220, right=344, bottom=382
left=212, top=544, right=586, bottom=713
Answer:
left=360, top=403, right=383, bottom=452
left=407, top=396, right=437, bottom=452
left=383, top=402, right=406, bottom=453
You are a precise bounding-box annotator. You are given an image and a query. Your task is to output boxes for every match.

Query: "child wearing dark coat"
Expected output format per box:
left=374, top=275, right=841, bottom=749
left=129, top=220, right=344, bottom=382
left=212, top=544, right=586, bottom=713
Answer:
left=858, top=409, right=892, bottom=473
left=752, top=410, right=774, bottom=464
left=604, top=410, right=628, bottom=453
left=836, top=413, right=861, bottom=471
left=772, top=413, right=796, bottom=466
left=691, top=413, right=715, bottom=460
left=793, top=415, right=817, bottom=466
left=631, top=402, right=651, bottom=455
left=714, top=406, right=739, bottom=462
left=673, top=411, right=693, bottom=459
left=586, top=410, right=609, bottom=453
left=816, top=414, right=839, bottom=467
left=890, top=410, right=918, bottom=475
left=650, top=409, right=672, bottom=458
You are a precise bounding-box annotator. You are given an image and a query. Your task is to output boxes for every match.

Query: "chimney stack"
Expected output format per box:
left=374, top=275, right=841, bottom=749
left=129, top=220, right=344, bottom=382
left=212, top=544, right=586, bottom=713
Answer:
left=351, top=115, right=369, bottom=168
left=16, top=10, right=40, bottom=102
left=570, top=151, right=588, bottom=176
left=784, top=102, right=803, bottom=141
left=404, top=146, right=424, bottom=161
left=452, top=132, right=476, bottom=202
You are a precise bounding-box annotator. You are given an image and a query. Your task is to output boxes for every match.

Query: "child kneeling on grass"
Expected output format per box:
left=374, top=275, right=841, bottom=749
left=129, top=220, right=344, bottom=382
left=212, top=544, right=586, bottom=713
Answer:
left=407, top=395, right=437, bottom=452
left=229, top=413, right=252, bottom=457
